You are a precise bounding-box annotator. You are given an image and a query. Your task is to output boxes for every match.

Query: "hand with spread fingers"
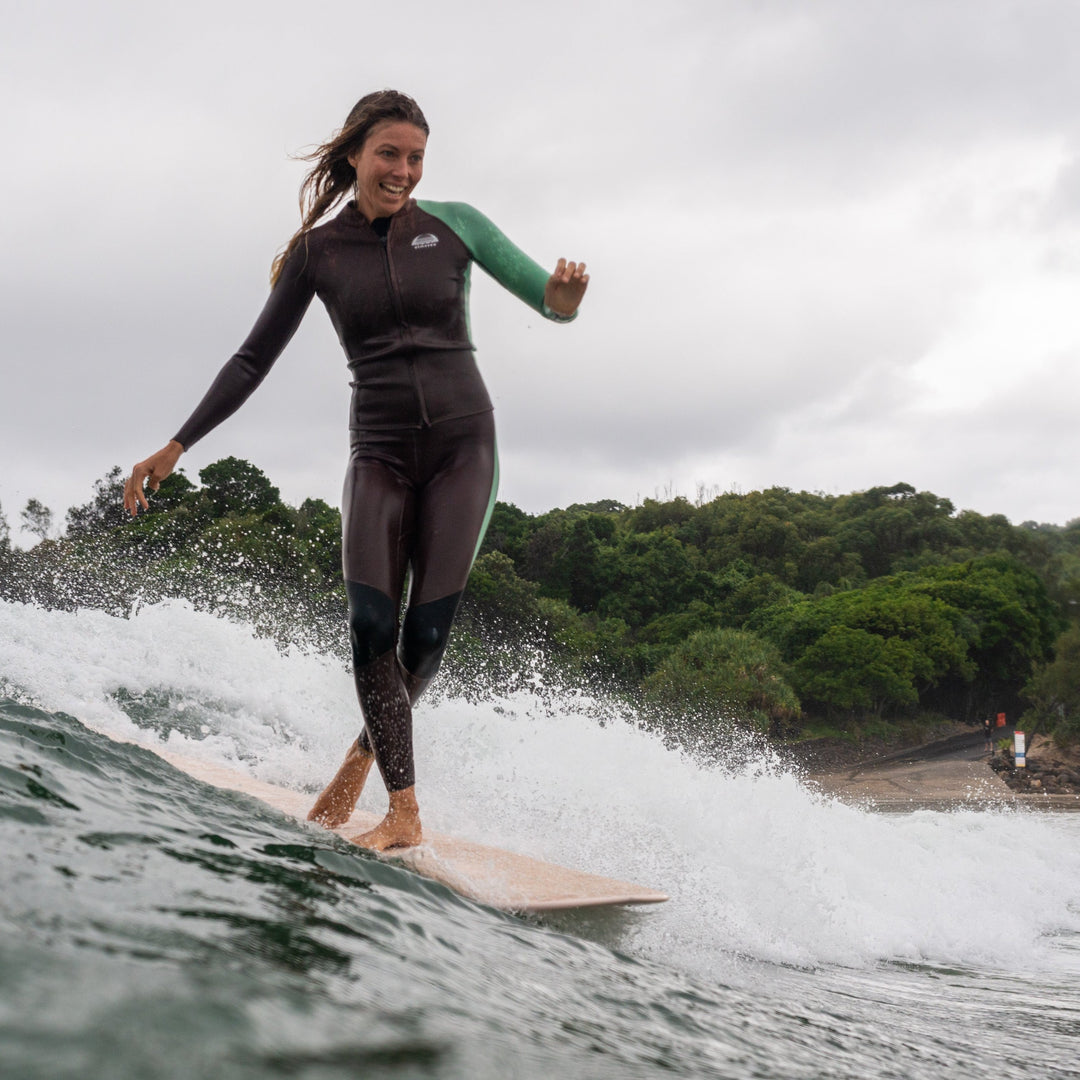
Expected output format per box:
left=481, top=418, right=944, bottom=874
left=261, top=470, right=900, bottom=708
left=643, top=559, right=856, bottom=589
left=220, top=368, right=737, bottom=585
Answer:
left=124, top=440, right=184, bottom=516
left=544, top=258, right=589, bottom=317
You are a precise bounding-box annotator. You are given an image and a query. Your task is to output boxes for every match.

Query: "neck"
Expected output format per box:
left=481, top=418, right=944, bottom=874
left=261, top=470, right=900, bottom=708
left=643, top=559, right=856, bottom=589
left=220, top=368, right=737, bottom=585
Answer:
left=354, top=189, right=408, bottom=224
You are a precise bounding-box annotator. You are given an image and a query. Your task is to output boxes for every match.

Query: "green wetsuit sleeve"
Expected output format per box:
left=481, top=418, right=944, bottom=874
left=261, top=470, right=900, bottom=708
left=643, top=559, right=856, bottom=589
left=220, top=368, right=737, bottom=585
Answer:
left=416, top=200, right=577, bottom=322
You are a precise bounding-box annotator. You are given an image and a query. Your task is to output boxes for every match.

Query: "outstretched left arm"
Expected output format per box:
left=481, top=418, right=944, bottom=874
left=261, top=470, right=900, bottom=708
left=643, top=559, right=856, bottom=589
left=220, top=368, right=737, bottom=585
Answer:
left=417, top=200, right=590, bottom=322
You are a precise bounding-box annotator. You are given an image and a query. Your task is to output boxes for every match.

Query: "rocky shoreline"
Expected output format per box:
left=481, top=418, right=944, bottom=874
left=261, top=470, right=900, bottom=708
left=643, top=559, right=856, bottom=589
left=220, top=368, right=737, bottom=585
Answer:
left=989, top=734, right=1080, bottom=797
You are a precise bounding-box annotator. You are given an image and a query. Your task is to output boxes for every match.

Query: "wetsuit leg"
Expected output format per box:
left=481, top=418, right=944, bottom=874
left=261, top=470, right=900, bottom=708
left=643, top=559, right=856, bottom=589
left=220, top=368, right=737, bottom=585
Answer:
left=354, top=654, right=428, bottom=757
left=400, top=593, right=463, bottom=679
left=401, top=411, right=498, bottom=672
left=342, top=414, right=497, bottom=791
left=352, top=650, right=414, bottom=790
left=341, top=443, right=416, bottom=791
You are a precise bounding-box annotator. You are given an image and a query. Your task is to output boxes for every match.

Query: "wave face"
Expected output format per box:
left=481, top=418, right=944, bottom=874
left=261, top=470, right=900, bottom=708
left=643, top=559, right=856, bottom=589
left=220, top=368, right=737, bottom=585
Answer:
left=3, top=597, right=1080, bottom=1079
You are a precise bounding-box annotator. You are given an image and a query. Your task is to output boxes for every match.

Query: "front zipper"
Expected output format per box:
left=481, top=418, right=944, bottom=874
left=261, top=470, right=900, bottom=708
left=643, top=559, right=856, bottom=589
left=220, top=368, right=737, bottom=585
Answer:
left=379, top=217, right=431, bottom=427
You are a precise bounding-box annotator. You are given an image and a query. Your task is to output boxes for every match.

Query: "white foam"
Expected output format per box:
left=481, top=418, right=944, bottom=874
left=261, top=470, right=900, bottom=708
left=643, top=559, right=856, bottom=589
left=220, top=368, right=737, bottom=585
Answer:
left=0, top=598, right=357, bottom=787
left=418, top=693, right=1080, bottom=975
left=3, top=598, right=1079, bottom=978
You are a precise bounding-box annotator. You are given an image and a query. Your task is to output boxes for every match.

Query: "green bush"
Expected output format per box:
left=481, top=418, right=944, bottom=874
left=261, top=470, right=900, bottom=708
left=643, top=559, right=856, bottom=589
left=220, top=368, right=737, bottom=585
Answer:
left=643, top=627, right=800, bottom=735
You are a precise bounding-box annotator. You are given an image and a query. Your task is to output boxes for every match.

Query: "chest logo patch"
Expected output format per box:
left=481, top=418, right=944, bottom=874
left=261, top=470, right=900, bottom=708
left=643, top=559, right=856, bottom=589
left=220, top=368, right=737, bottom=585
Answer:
left=411, top=233, right=439, bottom=250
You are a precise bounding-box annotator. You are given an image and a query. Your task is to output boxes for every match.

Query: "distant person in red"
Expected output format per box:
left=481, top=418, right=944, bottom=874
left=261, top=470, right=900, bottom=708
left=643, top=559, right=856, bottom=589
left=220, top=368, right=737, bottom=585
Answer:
left=983, top=716, right=994, bottom=754
left=124, top=90, right=588, bottom=850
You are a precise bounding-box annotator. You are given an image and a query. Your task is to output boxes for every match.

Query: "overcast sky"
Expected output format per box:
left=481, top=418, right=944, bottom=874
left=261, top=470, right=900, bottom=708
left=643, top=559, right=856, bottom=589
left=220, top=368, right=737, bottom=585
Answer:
left=3, top=0, right=1080, bottom=542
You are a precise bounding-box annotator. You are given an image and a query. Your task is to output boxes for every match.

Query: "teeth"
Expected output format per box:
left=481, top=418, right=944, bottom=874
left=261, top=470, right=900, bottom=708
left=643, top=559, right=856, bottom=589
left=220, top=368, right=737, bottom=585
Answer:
left=382, top=184, right=405, bottom=194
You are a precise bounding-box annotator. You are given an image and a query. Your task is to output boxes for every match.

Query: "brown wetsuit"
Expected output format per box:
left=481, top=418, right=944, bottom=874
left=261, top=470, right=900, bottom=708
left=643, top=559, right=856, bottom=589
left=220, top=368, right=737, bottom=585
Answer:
left=173, top=199, right=575, bottom=790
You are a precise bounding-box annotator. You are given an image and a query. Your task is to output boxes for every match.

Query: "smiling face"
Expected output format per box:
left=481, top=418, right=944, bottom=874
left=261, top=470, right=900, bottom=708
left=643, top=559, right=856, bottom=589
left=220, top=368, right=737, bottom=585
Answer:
left=347, top=120, right=428, bottom=221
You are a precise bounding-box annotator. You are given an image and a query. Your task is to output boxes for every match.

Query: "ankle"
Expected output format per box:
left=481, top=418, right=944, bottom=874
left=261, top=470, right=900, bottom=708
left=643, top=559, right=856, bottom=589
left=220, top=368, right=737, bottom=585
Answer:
left=388, top=786, right=419, bottom=817
left=346, top=741, right=375, bottom=765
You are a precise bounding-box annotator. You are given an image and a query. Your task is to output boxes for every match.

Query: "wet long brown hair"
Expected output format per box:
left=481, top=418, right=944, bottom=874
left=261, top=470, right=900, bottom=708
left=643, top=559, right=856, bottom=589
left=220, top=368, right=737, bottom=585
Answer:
left=270, top=90, right=429, bottom=284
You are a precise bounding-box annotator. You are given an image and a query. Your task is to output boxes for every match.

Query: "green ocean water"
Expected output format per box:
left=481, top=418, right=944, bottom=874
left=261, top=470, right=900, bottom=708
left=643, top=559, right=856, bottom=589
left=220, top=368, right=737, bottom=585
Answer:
left=3, top=599, right=1080, bottom=1079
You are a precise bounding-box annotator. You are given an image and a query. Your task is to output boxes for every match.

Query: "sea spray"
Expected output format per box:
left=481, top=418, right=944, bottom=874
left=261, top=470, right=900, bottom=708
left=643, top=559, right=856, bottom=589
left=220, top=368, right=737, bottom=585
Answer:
left=2, top=596, right=1079, bottom=983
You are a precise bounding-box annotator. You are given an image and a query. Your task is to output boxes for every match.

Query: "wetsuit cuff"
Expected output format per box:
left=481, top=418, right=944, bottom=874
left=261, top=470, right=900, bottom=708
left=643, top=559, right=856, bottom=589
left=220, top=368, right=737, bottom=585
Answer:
left=541, top=303, right=578, bottom=323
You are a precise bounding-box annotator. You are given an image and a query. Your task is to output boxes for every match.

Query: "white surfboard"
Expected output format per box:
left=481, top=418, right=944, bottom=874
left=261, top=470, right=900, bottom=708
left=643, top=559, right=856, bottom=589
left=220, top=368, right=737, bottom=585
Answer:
left=157, top=748, right=668, bottom=914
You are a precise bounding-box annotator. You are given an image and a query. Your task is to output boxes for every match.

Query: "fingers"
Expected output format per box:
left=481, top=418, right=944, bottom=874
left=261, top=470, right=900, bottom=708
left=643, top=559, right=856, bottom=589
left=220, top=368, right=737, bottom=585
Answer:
left=124, top=464, right=151, bottom=516
left=124, top=456, right=163, bottom=516
left=551, top=258, right=589, bottom=285
left=544, top=257, right=590, bottom=318
left=123, top=442, right=182, bottom=516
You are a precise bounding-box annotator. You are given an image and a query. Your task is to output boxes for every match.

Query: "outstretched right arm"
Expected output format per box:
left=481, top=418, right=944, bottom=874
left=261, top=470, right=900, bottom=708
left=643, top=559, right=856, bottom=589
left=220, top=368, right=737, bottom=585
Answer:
left=124, top=246, right=317, bottom=516
left=124, top=440, right=184, bottom=515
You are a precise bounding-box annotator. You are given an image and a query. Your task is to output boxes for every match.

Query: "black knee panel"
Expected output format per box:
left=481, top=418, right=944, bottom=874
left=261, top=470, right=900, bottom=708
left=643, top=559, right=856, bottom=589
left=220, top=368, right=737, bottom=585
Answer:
left=346, top=582, right=398, bottom=669
left=399, top=592, right=462, bottom=679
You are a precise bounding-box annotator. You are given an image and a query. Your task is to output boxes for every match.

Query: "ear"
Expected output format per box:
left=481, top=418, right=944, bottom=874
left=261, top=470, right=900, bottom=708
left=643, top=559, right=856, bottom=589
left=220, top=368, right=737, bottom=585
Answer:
left=346, top=148, right=360, bottom=169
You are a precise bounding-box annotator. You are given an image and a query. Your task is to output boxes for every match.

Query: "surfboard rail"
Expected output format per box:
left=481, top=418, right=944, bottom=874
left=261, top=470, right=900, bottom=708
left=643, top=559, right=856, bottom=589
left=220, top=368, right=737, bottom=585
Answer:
left=156, top=748, right=668, bottom=913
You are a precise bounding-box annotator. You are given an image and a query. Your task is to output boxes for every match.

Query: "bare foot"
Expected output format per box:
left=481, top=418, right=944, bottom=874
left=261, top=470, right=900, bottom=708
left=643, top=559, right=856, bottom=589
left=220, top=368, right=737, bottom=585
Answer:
left=348, top=786, right=422, bottom=851
left=307, top=741, right=375, bottom=827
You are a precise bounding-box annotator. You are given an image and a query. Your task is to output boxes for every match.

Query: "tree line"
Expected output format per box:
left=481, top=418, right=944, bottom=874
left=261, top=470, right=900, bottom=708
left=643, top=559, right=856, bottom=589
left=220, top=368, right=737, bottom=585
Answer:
left=2, top=464, right=1078, bottom=747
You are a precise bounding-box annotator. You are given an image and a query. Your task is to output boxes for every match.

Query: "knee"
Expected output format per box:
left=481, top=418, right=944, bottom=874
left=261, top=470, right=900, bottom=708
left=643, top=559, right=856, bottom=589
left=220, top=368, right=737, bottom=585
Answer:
left=346, top=582, right=397, bottom=668
left=399, top=592, right=462, bottom=679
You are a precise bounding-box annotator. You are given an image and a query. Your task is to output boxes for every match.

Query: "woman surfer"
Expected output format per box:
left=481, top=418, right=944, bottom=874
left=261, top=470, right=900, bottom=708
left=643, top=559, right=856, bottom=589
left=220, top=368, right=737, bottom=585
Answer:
left=123, top=90, right=588, bottom=850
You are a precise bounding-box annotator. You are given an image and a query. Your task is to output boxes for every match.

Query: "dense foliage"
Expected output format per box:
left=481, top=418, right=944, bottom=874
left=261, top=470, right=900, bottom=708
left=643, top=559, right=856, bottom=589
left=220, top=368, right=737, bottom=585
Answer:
left=2, top=468, right=1078, bottom=745
left=1020, top=623, right=1080, bottom=749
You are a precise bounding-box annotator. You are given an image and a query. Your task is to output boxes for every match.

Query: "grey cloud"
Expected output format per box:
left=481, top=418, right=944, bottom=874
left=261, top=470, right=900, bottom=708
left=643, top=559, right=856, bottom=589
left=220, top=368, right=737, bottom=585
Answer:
left=5, top=0, right=1080, bottom=530
left=1043, top=153, right=1080, bottom=225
